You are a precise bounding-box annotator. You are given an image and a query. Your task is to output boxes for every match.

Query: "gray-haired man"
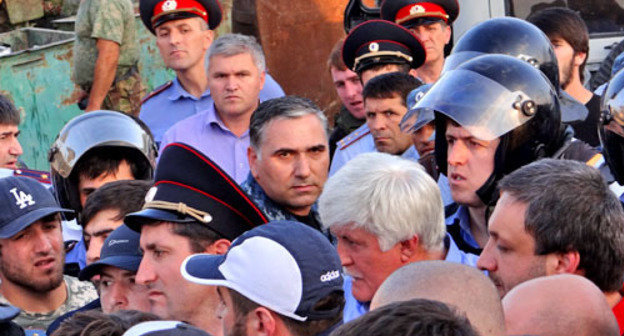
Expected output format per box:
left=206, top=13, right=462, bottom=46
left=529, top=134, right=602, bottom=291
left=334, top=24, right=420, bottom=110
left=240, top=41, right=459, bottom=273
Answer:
left=242, top=96, right=330, bottom=234
left=159, top=33, right=268, bottom=183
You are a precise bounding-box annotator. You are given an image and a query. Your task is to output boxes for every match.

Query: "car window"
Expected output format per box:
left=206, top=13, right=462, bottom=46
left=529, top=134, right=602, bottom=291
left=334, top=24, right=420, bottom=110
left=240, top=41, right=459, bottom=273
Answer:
left=507, top=0, right=624, bottom=37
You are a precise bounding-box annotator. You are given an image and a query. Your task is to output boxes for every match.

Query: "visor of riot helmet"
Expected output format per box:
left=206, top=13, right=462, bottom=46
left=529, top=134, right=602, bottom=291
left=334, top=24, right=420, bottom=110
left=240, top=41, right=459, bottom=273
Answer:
left=442, top=50, right=485, bottom=74
left=413, top=68, right=539, bottom=141
left=400, top=84, right=434, bottom=133
left=49, top=111, right=157, bottom=178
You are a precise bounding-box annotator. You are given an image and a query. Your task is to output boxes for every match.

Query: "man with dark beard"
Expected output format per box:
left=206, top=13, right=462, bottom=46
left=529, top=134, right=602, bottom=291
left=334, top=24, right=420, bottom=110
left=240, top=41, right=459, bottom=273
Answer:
left=0, top=176, right=97, bottom=333
left=528, top=7, right=601, bottom=147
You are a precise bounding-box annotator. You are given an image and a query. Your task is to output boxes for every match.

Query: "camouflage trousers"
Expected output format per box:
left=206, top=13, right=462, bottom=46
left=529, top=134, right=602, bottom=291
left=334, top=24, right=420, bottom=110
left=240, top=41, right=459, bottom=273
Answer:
left=101, top=69, right=146, bottom=118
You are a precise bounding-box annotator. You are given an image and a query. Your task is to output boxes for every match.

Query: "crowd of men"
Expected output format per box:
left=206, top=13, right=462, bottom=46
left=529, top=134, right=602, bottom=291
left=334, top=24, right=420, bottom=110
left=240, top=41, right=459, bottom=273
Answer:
left=3, top=0, right=624, bottom=335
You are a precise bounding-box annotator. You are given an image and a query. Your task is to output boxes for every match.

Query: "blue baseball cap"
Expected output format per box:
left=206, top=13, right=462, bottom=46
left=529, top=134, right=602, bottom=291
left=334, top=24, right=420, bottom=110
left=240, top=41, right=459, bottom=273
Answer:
left=181, top=220, right=343, bottom=321
left=0, top=176, right=73, bottom=239
left=123, top=321, right=212, bottom=336
left=79, top=224, right=142, bottom=281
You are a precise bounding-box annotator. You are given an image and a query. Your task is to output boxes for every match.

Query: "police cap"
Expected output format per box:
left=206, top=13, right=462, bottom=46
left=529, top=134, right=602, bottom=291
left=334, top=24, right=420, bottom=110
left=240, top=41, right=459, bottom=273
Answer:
left=342, top=20, right=426, bottom=74
left=125, top=142, right=268, bottom=240
left=140, top=0, right=222, bottom=34
left=381, top=0, right=459, bottom=28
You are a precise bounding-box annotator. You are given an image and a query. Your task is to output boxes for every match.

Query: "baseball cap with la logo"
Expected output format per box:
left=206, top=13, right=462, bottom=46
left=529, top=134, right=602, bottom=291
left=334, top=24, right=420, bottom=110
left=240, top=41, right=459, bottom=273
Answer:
left=0, top=176, right=73, bottom=239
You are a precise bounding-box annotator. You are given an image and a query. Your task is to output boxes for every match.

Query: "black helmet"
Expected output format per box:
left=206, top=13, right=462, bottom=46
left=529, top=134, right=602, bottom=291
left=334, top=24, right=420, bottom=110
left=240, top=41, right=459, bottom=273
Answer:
left=600, top=68, right=624, bottom=185
left=414, top=54, right=562, bottom=205
left=49, top=111, right=157, bottom=219
left=442, top=16, right=587, bottom=123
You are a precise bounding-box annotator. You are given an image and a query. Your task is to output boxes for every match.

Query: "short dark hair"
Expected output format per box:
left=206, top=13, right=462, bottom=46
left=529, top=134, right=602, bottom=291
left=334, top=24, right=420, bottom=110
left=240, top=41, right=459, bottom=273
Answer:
left=527, top=7, right=590, bottom=82
left=498, top=158, right=624, bottom=292
left=357, top=63, right=411, bottom=79
left=362, top=72, right=422, bottom=106
left=229, top=288, right=344, bottom=336
left=141, top=221, right=224, bottom=253
left=328, top=38, right=348, bottom=72
left=70, top=146, right=150, bottom=184
left=331, top=299, right=478, bottom=336
left=80, top=180, right=152, bottom=227
left=249, top=96, right=328, bottom=151
left=51, top=310, right=160, bottom=336
left=0, top=94, right=20, bottom=126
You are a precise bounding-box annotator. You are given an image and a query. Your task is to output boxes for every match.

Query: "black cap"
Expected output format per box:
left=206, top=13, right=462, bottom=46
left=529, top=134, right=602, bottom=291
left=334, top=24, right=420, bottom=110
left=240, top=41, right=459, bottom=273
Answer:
left=342, top=20, right=426, bottom=73
left=139, top=0, right=223, bottom=34
left=381, top=0, right=459, bottom=28
left=125, top=143, right=268, bottom=240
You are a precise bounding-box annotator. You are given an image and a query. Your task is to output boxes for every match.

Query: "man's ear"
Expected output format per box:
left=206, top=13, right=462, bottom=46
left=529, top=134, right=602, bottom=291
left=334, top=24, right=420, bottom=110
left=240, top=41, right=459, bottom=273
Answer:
left=398, top=235, right=420, bottom=263
left=247, top=307, right=277, bottom=336
left=574, top=51, right=587, bottom=67
left=209, top=239, right=231, bottom=255
left=443, top=24, right=452, bottom=44
left=248, top=147, right=259, bottom=179
left=547, top=250, right=581, bottom=275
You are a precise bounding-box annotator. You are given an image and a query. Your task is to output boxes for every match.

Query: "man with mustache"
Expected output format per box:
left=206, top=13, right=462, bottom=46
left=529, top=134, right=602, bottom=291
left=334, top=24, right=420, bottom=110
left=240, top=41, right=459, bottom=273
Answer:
left=0, top=177, right=97, bottom=333
left=319, top=152, right=477, bottom=322
left=243, top=97, right=330, bottom=235
left=362, top=72, right=422, bottom=159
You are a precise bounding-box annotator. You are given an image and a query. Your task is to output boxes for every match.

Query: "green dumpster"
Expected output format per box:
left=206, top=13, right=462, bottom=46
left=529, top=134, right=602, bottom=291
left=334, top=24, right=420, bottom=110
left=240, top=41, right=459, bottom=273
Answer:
left=0, top=27, right=80, bottom=171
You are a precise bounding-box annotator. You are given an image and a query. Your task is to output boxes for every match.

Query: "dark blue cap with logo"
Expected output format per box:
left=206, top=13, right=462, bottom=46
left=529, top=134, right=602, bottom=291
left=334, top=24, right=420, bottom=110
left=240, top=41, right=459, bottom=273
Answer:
left=0, top=176, right=73, bottom=239
left=79, top=224, right=142, bottom=281
left=182, top=220, right=344, bottom=322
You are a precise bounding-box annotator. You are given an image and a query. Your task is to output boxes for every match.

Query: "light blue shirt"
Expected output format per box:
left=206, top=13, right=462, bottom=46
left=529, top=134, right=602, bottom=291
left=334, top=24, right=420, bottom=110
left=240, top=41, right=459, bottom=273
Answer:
left=160, top=104, right=250, bottom=184
left=446, top=205, right=481, bottom=251
left=341, top=234, right=478, bottom=323
left=329, top=124, right=375, bottom=176
left=140, top=74, right=284, bottom=145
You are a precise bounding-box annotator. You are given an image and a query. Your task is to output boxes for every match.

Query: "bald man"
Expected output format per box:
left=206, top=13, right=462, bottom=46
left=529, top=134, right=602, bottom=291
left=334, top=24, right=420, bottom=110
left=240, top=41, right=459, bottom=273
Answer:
left=503, top=274, right=619, bottom=336
left=371, top=261, right=504, bottom=336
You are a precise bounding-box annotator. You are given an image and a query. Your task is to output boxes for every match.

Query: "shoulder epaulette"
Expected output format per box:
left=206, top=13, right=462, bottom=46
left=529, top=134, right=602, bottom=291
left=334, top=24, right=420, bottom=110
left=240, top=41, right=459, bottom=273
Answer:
left=338, top=129, right=371, bottom=151
left=14, top=168, right=52, bottom=184
left=141, top=81, right=173, bottom=105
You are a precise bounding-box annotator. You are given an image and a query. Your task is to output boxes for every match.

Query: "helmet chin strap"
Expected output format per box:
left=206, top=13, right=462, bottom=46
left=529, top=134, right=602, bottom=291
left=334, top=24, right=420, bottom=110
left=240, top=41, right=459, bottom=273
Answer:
left=475, top=173, right=499, bottom=207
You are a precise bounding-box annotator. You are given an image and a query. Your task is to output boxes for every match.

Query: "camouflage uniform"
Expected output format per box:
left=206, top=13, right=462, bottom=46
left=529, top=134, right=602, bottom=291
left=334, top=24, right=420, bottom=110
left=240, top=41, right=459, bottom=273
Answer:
left=241, top=174, right=333, bottom=242
left=0, top=275, right=98, bottom=332
left=73, top=0, right=144, bottom=116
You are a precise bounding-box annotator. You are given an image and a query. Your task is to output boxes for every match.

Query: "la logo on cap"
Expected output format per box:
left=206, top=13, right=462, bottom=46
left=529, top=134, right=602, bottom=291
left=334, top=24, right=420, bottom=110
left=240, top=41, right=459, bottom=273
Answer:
left=410, top=4, right=425, bottom=15
left=9, top=187, right=35, bottom=209
left=162, top=0, right=178, bottom=11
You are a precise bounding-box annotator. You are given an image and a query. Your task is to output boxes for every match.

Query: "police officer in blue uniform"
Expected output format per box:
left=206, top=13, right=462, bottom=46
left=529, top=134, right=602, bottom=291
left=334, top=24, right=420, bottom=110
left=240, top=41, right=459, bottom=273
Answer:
left=138, top=0, right=284, bottom=146
left=330, top=20, right=426, bottom=176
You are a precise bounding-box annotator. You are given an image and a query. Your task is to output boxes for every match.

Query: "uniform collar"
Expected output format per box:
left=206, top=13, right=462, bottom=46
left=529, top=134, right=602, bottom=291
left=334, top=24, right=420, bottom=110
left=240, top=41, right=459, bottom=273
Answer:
left=168, top=77, right=213, bottom=101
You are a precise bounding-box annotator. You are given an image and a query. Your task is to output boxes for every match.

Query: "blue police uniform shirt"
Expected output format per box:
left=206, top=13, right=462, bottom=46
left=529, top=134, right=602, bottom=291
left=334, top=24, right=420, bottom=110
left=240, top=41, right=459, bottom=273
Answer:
left=140, top=73, right=285, bottom=146
left=329, top=124, right=375, bottom=177
left=159, top=103, right=251, bottom=184
left=446, top=205, right=481, bottom=252
left=342, top=234, right=479, bottom=322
